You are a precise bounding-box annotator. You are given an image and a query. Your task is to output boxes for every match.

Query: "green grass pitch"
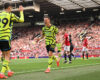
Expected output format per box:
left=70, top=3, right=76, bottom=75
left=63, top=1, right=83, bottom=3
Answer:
left=0, top=58, right=100, bottom=80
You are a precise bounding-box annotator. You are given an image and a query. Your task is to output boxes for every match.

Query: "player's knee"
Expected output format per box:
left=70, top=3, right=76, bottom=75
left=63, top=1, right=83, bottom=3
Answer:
left=64, top=51, right=66, bottom=54
left=67, top=51, right=70, bottom=54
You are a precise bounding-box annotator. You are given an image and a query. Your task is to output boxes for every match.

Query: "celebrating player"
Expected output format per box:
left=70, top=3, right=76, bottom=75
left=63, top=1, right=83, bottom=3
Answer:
left=37, top=16, right=59, bottom=73
left=0, top=3, right=24, bottom=79
left=82, top=35, right=88, bottom=60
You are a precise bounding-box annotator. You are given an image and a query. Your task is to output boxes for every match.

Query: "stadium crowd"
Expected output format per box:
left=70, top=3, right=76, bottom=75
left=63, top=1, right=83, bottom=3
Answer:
left=1, top=22, right=100, bottom=58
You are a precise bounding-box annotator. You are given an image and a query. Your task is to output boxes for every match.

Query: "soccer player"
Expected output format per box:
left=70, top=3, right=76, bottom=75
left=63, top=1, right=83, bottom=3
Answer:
left=37, top=16, right=59, bottom=73
left=0, top=3, right=24, bottom=79
left=63, top=30, right=71, bottom=64
left=69, top=34, right=76, bottom=60
left=82, top=35, right=88, bottom=60
left=56, top=33, right=62, bottom=61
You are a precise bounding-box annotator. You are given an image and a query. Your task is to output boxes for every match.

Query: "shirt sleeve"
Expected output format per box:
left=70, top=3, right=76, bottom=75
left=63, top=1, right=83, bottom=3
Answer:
left=11, top=11, right=24, bottom=23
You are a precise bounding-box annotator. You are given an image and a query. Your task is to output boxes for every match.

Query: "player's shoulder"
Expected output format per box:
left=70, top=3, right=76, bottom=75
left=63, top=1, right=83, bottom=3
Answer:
left=64, top=33, right=68, bottom=37
left=42, top=26, right=46, bottom=30
left=10, top=13, right=15, bottom=17
left=42, top=26, right=47, bottom=31
left=0, top=11, right=8, bottom=15
left=0, top=11, right=10, bottom=18
left=51, top=25, right=57, bottom=28
left=51, top=25, right=58, bottom=31
left=64, top=33, right=67, bottom=35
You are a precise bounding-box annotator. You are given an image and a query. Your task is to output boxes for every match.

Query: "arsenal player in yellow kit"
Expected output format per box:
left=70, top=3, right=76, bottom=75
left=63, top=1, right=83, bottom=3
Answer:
left=0, top=3, right=24, bottom=79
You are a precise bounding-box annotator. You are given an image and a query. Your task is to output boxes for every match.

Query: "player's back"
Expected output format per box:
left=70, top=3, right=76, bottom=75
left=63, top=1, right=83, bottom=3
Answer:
left=0, top=11, right=12, bottom=40
left=0, top=11, right=11, bottom=30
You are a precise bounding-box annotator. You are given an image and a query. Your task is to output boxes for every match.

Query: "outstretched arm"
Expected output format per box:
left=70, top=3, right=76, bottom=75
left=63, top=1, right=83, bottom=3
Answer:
left=11, top=5, right=24, bottom=23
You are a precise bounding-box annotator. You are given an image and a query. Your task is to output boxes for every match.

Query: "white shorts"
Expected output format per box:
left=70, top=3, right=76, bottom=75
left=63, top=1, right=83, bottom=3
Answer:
left=82, top=47, right=88, bottom=52
left=64, top=46, right=70, bottom=51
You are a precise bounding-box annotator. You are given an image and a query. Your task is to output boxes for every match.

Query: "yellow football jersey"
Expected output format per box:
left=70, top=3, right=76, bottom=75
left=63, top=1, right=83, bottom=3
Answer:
left=0, top=11, right=24, bottom=40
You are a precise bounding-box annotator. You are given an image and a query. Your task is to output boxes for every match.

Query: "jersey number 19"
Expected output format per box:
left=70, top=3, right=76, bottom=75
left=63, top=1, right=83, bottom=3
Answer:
left=0, top=18, right=8, bottom=28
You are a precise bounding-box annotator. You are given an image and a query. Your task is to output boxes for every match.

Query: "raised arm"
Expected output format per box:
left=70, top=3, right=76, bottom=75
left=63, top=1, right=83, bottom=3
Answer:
left=11, top=5, right=24, bottom=23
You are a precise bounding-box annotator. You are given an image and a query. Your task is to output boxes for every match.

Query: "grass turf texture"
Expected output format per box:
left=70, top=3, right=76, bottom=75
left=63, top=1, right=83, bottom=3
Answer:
left=0, top=58, right=100, bottom=80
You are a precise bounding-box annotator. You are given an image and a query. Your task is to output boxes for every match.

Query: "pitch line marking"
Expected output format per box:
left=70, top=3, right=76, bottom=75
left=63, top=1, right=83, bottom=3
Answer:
left=15, top=63, right=100, bottom=74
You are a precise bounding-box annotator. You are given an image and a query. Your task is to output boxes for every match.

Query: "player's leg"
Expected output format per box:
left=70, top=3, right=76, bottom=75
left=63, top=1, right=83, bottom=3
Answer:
left=82, top=51, right=85, bottom=60
left=67, top=51, right=71, bottom=64
left=45, top=45, right=54, bottom=73
left=0, top=41, right=14, bottom=79
left=48, top=44, right=57, bottom=61
left=3, top=51, right=14, bottom=77
left=58, top=51, right=62, bottom=62
left=71, top=53, right=74, bottom=58
left=0, top=50, right=12, bottom=79
left=0, top=53, right=5, bottom=63
left=63, top=46, right=67, bottom=63
left=63, top=51, right=67, bottom=63
left=67, top=46, right=71, bottom=63
left=82, top=47, right=85, bottom=60
left=70, top=45, right=75, bottom=60
left=0, top=52, right=8, bottom=79
left=1, top=51, right=11, bottom=71
left=56, top=43, right=62, bottom=62
left=51, top=45, right=60, bottom=67
left=70, top=45, right=73, bottom=59
left=56, top=50, right=61, bottom=62
left=45, top=51, right=58, bottom=73
left=46, top=51, right=53, bottom=72
left=86, top=50, right=88, bottom=59
left=45, top=45, right=59, bottom=73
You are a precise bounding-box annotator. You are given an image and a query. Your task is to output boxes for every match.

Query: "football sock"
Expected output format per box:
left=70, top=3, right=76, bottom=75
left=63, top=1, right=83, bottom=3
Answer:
left=48, top=56, right=53, bottom=69
left=1, top=60, right=10, bottom=73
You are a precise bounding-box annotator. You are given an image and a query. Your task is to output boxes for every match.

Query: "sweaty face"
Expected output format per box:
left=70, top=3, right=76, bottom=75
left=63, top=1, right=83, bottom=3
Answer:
left=44, top=18, right=50, bottom=27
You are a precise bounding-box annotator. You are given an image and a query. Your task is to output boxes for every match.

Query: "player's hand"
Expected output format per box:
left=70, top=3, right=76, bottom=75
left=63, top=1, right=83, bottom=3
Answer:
left=19, top=5, right=24, bottom=11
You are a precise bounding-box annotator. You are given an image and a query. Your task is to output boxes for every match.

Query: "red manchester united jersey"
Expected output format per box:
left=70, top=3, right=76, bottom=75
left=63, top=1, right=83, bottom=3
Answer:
left=64, top=33, right=70, bottom=46
left=83, top=38, right=88, bottom=47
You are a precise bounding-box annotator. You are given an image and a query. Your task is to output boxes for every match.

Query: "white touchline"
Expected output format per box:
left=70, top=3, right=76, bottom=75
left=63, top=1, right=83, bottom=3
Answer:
left=15, top=63, right=100, bottom=74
